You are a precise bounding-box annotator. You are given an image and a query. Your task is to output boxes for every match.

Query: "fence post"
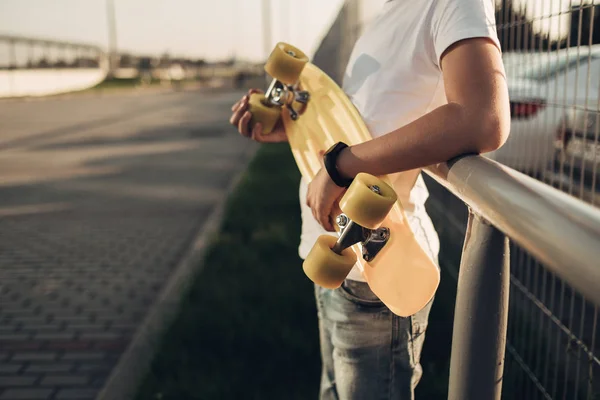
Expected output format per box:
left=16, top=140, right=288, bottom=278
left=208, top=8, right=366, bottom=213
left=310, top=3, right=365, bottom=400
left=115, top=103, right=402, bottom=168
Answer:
left=448, top=211, right=510, bottom=400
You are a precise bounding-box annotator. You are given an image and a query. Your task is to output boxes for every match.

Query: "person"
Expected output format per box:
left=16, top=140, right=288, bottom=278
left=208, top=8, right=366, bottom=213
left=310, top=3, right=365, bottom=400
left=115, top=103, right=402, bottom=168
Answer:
left=229, top=0, right=509, bottom=398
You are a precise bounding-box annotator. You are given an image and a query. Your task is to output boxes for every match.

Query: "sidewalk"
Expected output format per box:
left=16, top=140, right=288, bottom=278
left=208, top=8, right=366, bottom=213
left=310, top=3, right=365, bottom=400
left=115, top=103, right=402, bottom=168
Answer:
left=0, top=89, right=257, bottom=400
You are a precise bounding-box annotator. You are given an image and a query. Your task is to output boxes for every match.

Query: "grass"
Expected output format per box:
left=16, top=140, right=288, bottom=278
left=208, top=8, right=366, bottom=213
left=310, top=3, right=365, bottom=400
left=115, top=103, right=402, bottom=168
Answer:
left=135, top=143, right=321, bottom=400
left=135, top=143, right=456, bottom=400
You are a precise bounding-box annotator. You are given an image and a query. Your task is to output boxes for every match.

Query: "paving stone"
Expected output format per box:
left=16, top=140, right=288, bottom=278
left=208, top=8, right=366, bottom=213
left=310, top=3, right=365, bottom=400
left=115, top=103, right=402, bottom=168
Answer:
left=32, top=332, right=75, bottom=341
left=0, top=364, right=23, bottom=373
left=45, top=341, right=91, bottom=351
left=0, top=334, right=31, bottom=341
left=0, top=389, right=53, bottom=399
left=50, top=317, right=90, bottom=324
left=0, top=342, right=41, bottom=352
left=40, top=375, right=88, bottom=386
left=75, top=363, right=112, bottom=373
left=11, top=318, right=48, bottom=325
left=79, top=332, right=121, bottom=341
left=55, top=389, right=98, bottom=399
left=24, top=364, right=74, bottom=373
left=20, top=325, right=63, bottom=332
left=60, top=352, right=105, bottom=361
left=0, top=376, right=37, bottom=386
left=64, top=324, right=106, bottom=331
left=12, top=353, right=57, bottom=362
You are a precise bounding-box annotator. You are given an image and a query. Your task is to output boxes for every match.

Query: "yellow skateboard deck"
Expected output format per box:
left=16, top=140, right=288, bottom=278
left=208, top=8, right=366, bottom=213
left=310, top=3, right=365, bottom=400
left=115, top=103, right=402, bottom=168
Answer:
left=251, top=43, right=440, bottom=317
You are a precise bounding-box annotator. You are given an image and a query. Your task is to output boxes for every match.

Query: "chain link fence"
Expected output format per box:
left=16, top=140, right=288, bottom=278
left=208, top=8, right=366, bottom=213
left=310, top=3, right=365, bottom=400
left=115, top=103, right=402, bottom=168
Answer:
left=492, top=1, right=600, bottom=399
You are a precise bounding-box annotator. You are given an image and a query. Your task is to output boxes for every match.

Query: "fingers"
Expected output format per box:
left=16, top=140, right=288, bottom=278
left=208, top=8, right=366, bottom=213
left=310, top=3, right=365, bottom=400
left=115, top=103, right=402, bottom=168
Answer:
left=319, top=208, right=334, bottom=232
left=231, top=89, right=261, bottom=110
left=230, top=89, right=267, bottom=139
left=238, top=111, right=252, bottom=137
left=231, top=98, right=242, bottom=112
left=230, top=89, right=262, bottom=111
left=229, top=96, right=249, bottom=127
left=251, top=122, right=264, bottom=142
left=309, top=199, right=334, bottom=232
left=307, top=196, right=318, bottom=223
left=331, top=201, right=342, bottom=223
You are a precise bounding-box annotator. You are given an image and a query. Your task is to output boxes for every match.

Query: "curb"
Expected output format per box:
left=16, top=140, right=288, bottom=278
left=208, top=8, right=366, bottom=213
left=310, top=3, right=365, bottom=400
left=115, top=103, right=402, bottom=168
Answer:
left=96, top=144, right=259, bottom=400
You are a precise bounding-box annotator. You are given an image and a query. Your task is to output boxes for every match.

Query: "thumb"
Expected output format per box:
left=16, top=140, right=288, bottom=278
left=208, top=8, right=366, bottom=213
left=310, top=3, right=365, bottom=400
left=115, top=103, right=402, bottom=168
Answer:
left=330, top=200, right=342, bottom=227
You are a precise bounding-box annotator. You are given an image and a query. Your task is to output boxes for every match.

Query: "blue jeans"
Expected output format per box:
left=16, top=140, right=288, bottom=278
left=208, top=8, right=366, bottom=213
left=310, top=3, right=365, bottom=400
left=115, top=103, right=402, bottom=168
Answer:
left=314, top=280, right=433, bottom=400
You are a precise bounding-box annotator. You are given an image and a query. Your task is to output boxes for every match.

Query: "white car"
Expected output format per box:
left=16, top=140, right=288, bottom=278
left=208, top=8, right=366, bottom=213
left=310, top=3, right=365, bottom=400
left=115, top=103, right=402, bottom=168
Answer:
left=486, top=46, right=600, bottom=178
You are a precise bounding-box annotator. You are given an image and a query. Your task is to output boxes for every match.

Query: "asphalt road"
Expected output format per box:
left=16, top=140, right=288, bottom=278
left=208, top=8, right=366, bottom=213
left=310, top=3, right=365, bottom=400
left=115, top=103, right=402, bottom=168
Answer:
left=0, top=89, right=257, bottom=400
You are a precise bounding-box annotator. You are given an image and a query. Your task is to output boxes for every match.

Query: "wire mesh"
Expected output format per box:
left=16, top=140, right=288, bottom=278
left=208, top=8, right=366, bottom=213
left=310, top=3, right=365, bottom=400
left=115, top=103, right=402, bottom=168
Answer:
left=494, top=2, right=600, bottom=397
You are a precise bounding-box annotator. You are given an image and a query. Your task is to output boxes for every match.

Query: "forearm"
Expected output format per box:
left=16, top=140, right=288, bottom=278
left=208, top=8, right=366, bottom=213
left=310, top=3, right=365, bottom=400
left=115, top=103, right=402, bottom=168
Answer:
left=336, top=102, right=506, bottom=178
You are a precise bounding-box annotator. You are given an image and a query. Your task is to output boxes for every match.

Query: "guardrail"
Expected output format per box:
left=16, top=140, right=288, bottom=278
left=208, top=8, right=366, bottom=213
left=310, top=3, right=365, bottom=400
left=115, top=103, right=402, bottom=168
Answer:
left=424, top=155, right=600, bottom=399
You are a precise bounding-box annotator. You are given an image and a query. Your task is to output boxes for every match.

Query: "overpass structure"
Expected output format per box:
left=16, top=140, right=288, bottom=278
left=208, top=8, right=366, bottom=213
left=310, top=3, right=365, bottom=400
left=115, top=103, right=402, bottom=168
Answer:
left=0, top=35, right=108, bottom=98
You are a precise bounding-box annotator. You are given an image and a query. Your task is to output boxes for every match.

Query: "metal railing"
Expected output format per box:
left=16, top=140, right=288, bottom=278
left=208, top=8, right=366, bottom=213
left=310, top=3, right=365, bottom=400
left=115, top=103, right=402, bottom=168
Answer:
left=425, top=155, right=600, bottom=400
left=489, top=2, right=600, bottom=399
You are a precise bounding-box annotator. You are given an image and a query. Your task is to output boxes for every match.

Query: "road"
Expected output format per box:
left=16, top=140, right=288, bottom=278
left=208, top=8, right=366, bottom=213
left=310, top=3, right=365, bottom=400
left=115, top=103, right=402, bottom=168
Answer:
left=0, top=89, right=257, bottom=400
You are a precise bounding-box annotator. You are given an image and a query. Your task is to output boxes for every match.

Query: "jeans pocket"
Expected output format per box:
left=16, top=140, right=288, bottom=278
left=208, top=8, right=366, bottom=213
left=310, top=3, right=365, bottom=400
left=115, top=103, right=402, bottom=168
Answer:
left=337, top=280, right=386, bottom=307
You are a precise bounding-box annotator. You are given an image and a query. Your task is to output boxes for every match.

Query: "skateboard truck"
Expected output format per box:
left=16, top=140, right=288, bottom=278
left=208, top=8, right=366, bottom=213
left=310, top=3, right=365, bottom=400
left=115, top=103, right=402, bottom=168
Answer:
left=265, top=78, right=310, bottom=121
left=332, top=214, right=390, bottom=262
left=331, top=184, right=391, bottom=262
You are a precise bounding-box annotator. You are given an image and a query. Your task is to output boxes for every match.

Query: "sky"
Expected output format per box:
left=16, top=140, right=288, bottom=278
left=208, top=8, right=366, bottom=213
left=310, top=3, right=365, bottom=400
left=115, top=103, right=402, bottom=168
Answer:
left=0, top=0, right=345, bottom=62
left=1, top=0, right=597, bottom=64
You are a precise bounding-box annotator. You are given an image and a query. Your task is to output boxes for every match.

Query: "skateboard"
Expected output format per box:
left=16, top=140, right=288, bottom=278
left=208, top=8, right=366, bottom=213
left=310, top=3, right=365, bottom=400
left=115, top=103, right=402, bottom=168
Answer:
left=248, top=42, right=440, bottom=317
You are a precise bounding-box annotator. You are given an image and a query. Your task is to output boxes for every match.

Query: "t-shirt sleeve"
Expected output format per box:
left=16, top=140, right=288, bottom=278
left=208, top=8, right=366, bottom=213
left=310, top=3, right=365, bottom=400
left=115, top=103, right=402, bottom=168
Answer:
left=431, top=0, right=501, bottom=66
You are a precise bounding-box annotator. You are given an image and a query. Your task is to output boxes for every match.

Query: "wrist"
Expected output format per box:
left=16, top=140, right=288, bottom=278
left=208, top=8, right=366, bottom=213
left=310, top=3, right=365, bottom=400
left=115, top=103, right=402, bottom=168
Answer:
left=323, top=142, right=353, bottom=187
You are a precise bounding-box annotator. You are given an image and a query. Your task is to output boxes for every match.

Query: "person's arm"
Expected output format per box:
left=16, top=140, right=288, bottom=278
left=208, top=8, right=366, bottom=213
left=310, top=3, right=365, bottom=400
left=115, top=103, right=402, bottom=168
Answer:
left=336, top=37, right=510, bottom=179
left=306, top=37, right=510, bottom=231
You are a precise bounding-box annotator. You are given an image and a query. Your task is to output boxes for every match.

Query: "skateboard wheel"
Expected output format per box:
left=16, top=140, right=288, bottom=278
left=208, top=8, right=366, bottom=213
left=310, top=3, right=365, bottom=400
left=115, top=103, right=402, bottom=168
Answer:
left=264, top=42, right=309, bottom=86
left=339, top=173, right=397, bottom=229
left=303, top=235, right=357, bottom=289
left=248, top=93, right=281, bottom=134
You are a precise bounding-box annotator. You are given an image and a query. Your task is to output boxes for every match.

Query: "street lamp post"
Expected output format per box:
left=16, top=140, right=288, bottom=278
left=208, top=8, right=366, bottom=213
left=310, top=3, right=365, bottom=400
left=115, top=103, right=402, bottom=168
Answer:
left=106, top=0, right=118, bottom=77
left=262, top=0, right=272, bottom=60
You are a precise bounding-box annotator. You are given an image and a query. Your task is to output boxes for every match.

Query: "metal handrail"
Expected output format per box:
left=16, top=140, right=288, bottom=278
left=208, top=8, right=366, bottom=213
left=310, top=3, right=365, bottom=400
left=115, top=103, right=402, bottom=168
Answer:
left=0, top=34, right=104, bottom=52
left=424, top=154, right=600, bottom=400
left=425, top=154, right=600, bottom=307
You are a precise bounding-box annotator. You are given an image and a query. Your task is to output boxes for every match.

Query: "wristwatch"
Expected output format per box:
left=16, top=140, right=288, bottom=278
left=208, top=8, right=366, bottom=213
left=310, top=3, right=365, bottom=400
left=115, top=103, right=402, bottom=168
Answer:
left=323, top=142, right=353, bottom=188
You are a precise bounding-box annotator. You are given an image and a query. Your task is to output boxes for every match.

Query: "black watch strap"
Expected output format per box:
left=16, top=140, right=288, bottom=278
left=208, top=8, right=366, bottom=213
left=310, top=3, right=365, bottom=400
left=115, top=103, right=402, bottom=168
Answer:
left=323, top=142, right=353, bottom=188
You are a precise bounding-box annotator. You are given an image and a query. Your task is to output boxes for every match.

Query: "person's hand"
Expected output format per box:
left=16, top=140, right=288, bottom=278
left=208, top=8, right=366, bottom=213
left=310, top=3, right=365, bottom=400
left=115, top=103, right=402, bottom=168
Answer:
left=306, top=155, right=346, bottom=232
left=229, top=89, right=288, bottom=143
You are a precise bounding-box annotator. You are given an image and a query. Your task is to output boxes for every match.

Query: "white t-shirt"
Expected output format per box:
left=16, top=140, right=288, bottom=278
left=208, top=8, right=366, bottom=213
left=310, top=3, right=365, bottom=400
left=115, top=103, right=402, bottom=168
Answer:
left=298, top=0, right=500, bottom=281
